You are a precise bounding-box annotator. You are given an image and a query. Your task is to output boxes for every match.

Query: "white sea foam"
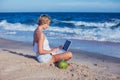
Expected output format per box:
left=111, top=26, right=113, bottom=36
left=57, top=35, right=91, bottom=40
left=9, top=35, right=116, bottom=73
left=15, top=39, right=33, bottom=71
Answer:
left=47, top=26, right=120, bottom=42
left=61, top=20, right=119, bottom=28
left=0, top=20, right=36, bottom=31
left=0, top=20, right=120, bottom=43
left=0, top=31, right=16, bottom=35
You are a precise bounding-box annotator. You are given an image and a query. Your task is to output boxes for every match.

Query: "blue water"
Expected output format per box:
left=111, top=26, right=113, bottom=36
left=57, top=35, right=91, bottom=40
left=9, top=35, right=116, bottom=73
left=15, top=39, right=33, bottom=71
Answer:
left=0, top=12, right=120, bottom=58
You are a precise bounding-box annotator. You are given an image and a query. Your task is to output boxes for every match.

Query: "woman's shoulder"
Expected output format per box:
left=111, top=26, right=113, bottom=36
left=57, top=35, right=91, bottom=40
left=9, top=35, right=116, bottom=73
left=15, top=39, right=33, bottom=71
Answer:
left=36, top=29, right=45, bottom=39
left=35, top=27, right=42, bottom=34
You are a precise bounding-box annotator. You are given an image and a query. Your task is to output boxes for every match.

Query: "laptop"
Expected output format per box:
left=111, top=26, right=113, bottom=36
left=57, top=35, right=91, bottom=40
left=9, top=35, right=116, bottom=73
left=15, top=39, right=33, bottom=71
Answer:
left=53, top=40, right=72, bottom=55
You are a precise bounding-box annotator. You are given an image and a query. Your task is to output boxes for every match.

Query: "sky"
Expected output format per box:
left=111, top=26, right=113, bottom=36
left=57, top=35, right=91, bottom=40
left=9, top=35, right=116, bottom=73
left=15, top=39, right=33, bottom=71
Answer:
left=0, top=0, right=120, bottom=12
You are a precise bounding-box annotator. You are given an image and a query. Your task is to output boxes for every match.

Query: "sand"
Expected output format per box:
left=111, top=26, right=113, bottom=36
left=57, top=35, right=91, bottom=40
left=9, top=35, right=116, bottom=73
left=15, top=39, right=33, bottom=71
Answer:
left=0, top=38, right=120, bottom=80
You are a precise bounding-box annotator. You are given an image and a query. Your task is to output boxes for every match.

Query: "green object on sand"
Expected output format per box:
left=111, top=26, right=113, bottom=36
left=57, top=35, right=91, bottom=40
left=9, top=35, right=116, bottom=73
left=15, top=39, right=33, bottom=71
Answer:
left=58, top=60, right=68, bottom=69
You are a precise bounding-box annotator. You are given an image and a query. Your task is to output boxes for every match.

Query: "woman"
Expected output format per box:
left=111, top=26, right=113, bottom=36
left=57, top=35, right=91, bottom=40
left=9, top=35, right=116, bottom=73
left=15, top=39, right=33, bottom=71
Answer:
left=33, top=14, right=72, bottom=63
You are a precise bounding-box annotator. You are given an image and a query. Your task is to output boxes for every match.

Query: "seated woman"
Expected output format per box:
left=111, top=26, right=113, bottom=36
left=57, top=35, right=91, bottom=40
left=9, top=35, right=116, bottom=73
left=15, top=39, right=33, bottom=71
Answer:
left=33, top=14, right=72, bottom=63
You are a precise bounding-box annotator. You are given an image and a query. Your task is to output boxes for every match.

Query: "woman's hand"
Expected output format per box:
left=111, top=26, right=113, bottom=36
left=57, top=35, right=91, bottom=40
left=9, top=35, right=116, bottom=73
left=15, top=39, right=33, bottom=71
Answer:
left=50, top=45, right=62, bottom=55
left=51, top=48, right=59, bottom=53
left=52, top=48, right=59, bottom=52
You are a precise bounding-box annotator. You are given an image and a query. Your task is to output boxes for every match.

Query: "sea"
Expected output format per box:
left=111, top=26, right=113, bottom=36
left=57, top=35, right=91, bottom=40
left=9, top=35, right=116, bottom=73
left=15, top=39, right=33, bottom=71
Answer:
left=0, top=12, right=120, bottom=58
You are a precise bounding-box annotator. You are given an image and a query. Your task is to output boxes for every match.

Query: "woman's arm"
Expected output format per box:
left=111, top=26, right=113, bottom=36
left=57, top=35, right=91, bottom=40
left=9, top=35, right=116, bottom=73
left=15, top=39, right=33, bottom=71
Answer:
left=37, top=31, right=52, bottom=54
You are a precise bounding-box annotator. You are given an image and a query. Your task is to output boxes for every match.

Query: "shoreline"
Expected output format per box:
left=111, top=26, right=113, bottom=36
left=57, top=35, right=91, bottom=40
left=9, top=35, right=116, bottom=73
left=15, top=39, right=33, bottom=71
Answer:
left=0, top=38, right=120, bottom=80
left=1, top=37, right=120, bottom=58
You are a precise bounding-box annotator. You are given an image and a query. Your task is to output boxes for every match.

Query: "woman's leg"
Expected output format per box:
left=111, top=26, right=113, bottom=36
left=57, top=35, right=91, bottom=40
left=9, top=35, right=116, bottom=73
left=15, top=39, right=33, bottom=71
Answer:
left=50, top=51, right=72, bottom=63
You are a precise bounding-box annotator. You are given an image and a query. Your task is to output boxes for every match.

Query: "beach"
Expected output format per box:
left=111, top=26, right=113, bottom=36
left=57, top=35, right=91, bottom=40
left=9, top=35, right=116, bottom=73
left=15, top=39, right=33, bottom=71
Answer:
left=0, top=38, right=120, bottom=80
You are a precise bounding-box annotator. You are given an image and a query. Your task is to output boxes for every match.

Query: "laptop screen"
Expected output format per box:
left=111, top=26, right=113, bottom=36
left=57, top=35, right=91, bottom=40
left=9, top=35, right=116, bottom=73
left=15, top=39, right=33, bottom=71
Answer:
left=62, top=40, right=71, bottom=51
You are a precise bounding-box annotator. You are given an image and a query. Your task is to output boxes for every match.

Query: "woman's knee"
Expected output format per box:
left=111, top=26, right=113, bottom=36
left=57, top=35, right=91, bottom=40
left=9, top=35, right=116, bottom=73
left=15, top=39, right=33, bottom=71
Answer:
left=67, top=51, right=72, bottom=58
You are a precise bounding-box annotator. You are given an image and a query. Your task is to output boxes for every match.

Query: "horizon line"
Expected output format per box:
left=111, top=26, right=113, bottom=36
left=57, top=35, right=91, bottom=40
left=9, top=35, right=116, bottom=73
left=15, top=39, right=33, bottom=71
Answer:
left=0, top=11, right=120, bottom=13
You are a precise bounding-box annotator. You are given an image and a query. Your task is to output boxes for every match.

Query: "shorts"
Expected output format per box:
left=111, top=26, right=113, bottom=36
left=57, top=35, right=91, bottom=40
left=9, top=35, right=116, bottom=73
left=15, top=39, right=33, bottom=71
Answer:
left=36, top=54, right=52, bottom=63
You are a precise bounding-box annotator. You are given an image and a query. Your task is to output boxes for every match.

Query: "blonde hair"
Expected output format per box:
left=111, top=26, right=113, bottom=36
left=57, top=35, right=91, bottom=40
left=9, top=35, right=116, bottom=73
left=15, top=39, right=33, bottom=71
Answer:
left=38, top=14, right=51, bottom=25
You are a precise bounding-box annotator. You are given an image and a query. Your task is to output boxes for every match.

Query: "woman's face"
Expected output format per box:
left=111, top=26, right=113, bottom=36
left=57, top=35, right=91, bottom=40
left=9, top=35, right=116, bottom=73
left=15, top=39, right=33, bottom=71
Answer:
left=43, top=21, right=50, bottom=30
left=45, top=21, right=50, bottom=29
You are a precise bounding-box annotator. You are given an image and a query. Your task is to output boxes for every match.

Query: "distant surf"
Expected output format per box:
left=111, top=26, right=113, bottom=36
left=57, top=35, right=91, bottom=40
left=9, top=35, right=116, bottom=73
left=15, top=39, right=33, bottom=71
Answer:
left=0, top=18, right=120, bottom=43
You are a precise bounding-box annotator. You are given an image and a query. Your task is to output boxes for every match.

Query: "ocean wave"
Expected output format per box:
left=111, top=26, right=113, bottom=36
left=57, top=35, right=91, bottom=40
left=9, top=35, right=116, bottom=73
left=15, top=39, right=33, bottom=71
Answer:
left=0, top=20, right=36, bottom=31
left=4, top=31, right=16, bottom=35
left=0, top=20, right=120, bottom=43
left=1, top=19, right=118, bottom=32
left=52, top=18, right=120, bottom=28
left=61, top=20, right=119, bottom=28
left=47, top=26, right=120, bottom=43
